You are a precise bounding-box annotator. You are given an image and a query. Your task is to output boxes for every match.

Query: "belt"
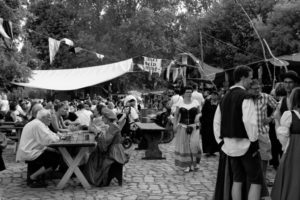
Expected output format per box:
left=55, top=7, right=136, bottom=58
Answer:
left=178, top=123, right=198, bottom=128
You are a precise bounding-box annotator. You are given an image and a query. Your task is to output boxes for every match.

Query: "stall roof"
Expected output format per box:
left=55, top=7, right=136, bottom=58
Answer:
left=12, top=59, right=133, bottom=91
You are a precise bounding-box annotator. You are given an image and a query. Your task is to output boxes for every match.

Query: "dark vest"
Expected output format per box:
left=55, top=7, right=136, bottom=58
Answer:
left=280, top=97, right=289, bottom=115
left=220, top=87, right=249, bottom=139
left=290, top=111, right=300, bottom=135
left=179, top=107, right=198, bottom=125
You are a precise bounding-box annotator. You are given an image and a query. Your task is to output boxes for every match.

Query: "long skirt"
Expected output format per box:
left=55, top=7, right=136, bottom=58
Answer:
left=83, top=148, right=114, bottom=186
left=271, top=134, right=300, bottom=200
left=213, top=151, right=269, bottom=200
left=174, top=125, right=201, bottom=168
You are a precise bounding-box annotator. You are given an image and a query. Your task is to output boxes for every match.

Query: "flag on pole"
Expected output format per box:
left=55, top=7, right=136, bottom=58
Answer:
left=166, top=61, right=174, bottom=80
left=48, top=37, right=61, bottom=64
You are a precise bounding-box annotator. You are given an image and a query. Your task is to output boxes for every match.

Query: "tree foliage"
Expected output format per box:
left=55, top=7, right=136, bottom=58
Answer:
left=1, top=0, right=299, bottom=93
left=0, top=0, right=31, bottom=90
left=257, top=1, right=300, bottom=56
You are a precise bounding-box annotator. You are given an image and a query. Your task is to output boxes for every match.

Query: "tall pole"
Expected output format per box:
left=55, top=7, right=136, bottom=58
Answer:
left=235, top=0, right=273, bottom=84
left=199, top=31, right=205, bottom=88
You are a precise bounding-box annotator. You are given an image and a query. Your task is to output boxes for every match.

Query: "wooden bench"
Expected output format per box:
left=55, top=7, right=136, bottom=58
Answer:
left=0, top=124, right=24, bottom=152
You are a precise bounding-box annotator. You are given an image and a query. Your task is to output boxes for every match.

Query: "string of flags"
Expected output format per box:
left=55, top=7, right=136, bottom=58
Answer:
left=48, top=37, right=104, bottom=64
left=0, top=20, right=215, bottom=84
left=28, top=29, right=105, bottom=64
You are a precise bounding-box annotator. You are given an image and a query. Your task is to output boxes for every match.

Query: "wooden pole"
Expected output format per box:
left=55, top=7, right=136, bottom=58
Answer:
left=199, top=31, right=205, bottom=88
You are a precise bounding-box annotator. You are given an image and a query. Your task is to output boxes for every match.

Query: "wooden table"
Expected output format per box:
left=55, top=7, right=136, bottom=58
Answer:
left=135, top=122, right=165, bottom=160
left=48, top=131, right=96, bottom=189
left=0, top=123, right=24, bottom=152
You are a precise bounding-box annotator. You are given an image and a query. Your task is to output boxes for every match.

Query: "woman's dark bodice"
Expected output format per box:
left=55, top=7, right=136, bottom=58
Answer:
left=290, top=111, right=300, bottom=135
left=179, top=107, right=198, bottom=125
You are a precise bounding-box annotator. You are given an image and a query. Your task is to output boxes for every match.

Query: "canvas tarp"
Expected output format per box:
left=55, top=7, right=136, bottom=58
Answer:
left=12, top=59, right=133, bottom=91
left=177, top=52, right=224, bottom=80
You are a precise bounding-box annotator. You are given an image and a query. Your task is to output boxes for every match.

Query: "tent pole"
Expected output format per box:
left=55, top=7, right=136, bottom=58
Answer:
left=200, top=31, right=204, bottom=81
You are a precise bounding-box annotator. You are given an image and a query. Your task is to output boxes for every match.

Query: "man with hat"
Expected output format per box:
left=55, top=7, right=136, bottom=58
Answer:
left=271, top=70, right=299, bottom=168
left=278, top=70, right=299, bottom=115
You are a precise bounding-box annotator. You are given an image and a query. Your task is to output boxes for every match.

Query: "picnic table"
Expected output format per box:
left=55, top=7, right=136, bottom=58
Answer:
left=135, top=122, right=165, bottom=160
left=48, top=131, right=97, bottom=189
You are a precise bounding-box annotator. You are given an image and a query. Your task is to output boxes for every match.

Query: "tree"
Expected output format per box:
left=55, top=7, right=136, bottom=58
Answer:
left=0, top=0, right=31, bottom=90
left=26, top=0, right=185, bottom=92
left=177, top=0, right=278, bottom=69
left=257, top=1, right=300, bottom=56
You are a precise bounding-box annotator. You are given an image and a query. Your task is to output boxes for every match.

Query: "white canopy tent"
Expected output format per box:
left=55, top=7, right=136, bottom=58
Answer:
left=12, top=59, right=133, bottom=91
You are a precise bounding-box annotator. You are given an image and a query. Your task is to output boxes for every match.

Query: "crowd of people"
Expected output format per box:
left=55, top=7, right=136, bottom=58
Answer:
left=0, top=95, right=141, bottom=188
left=0, top=67, right=299, bottom=199
left=213, top=67, right=300, bottom=200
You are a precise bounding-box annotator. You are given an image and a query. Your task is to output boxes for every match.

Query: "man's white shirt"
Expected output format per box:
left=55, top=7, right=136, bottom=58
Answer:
left=213, top=86, right=258, bottom=157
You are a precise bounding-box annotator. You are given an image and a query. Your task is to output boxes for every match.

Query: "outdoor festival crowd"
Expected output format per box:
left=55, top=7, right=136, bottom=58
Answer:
left=0, top=66, right=299, bottom=200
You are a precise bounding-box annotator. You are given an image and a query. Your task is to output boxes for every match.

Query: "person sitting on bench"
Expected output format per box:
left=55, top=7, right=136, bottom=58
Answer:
left=16, top=109, right=60, bottom=188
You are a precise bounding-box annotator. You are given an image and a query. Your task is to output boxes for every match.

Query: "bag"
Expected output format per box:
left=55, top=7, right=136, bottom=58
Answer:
left=186, top=126, right=193, bottom=135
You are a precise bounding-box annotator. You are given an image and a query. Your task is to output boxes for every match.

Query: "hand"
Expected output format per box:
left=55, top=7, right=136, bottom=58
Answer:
left=273, top=108, right=281, bottom=121
left=90, top=114, right=95, bottom=120
left=262, top=117, right=273, bottom=125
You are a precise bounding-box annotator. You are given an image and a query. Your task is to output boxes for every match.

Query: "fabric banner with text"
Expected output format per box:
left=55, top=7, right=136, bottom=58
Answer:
left=143, top=57, right=162, bottom=75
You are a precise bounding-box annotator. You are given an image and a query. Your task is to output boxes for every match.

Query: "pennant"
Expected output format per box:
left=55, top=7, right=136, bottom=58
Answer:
left=137, top=64, right=145, bottom=70
left=95, top=53, right=104, bottom=60
left=74, top=47, right=83, bottom=53
left=166, top=60, right=174, bottom=80
left=182, top=67, right=187, bottom=86
left=172, top=68, right=179, bottom=82
left=3, top=20, right=13, bottom=39
left=48, top=37, right=61, bottom=64
left=179, top=67, right=184, bottom=78
left=0, top=18, right=10, bottom=39
left=60, top=38, right=74, bottom=46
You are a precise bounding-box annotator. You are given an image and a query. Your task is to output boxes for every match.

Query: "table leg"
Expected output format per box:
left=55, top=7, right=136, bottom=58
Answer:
left=57, top=147, right=91, bottom=189
left=142, top=131, right=165, bottom=160
left=14, top=129, right=22, bottom=153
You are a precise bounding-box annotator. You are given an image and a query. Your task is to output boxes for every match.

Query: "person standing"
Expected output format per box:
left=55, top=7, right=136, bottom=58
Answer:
left=200, top=91, right=219, bottom=157
left=269, top=82, right=286, bottom=169
left=170, top=88, right=183, bottom=114
left=271, top=87, right=300, bottom=199
left=214, top=65, right=263, bottom=200
left=248, top=79, right=278, bottom=191
left=271, top=71, right=299, bottom=167
left=277, top=70, right=299, bottom=115
left=191, top=84, right=205, bottom=110
left=173, top=86, right=202, bottom=172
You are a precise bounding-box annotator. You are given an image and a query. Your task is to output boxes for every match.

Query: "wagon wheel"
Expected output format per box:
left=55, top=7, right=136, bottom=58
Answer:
left=161, top=121, right=174, bottom=143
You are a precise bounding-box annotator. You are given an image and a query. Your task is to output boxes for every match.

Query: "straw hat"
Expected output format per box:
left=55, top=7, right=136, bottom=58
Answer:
left=280, top=70, right=300, bottom=83
left=101, top=108, right=117, bottom=120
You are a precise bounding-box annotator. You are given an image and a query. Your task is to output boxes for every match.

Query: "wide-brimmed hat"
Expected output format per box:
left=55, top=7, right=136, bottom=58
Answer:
left=101, top=108, right=117, bottom=120
left=280, top=70, right=300, bottom=83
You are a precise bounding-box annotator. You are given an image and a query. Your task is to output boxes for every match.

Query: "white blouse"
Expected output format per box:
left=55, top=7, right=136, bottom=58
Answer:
left=276, top=110, right=300, bottom=152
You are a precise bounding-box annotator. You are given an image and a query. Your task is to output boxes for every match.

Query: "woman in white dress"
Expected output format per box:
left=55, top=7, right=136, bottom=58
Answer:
left=173, top=86, right=202, bottom=172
